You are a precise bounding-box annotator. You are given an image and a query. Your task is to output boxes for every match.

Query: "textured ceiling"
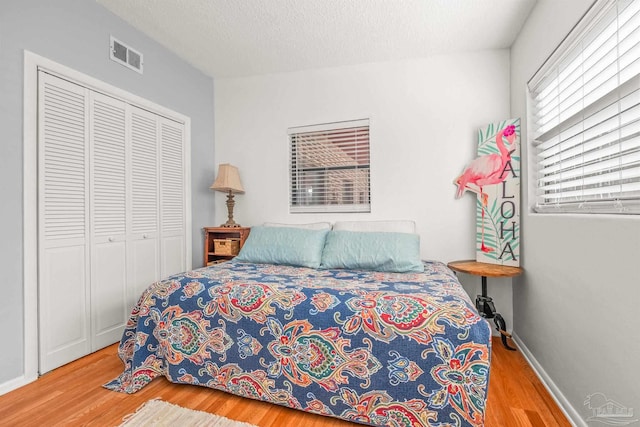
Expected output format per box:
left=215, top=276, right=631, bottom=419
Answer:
left=96, top=0, right=537, bottom=78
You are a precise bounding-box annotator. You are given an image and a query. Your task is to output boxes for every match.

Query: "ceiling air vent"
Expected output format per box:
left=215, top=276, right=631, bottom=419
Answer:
left=110, top=36, right=143, bottom=74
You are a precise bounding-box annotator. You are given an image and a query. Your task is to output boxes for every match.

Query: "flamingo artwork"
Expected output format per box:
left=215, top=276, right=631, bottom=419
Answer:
left=454, top=125, right=517, bottom=253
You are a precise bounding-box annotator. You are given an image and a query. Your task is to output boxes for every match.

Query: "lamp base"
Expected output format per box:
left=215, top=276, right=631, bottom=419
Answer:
left=220, top=191, right=241, bottom=228
left=220, top=222, right=242, bottom=228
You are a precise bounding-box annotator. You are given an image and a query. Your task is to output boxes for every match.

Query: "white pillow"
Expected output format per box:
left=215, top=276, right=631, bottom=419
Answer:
left=332, top=220, right=416, bottom=234
left=263, top=222, right=332, bottom=230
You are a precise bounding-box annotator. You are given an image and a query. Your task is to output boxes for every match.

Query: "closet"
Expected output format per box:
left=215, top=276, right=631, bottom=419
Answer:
left=38, top=71, right=188, bottom=373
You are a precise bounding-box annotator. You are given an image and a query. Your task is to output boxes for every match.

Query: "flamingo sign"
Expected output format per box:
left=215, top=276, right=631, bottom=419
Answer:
left=454, top=118, right=520, bottom=267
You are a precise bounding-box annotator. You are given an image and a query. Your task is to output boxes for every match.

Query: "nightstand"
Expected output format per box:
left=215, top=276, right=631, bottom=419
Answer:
left=447, top=260, right=523, bottom=351
left=203, top=227, right=250, bottom=266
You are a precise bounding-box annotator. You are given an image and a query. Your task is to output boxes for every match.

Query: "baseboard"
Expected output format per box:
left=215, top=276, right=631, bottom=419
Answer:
left=512, top=333, right=586, bottom=427
left=0, top=373, right=37, bottom=396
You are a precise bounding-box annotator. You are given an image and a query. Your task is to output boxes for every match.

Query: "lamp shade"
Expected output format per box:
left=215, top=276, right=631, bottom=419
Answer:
left=210, top=163, right=244, bottom=194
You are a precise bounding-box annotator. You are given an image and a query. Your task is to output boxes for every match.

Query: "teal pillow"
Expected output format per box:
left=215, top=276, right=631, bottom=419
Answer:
left=320, top=230, right=424, bottom=273
left=234, top=226, right=329, bottom=268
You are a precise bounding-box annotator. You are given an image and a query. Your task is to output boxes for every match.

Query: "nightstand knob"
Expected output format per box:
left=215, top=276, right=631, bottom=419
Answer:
left=143, top=234, right=148, bottom=239
left=108, top=237, right=114, bottom=242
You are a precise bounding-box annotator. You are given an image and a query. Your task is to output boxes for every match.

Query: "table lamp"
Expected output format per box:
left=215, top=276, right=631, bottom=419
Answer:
left=210, top=163, right=245, bottom=228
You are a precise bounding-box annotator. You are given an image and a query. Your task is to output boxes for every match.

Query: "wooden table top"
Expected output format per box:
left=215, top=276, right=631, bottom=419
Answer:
left=447, top=260, right=523, bottom=278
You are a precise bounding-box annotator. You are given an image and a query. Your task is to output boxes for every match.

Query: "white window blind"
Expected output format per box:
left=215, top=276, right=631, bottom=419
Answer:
left=289, top=119, right=370, bottom=213
left=529, top=0, right=640, bottom=214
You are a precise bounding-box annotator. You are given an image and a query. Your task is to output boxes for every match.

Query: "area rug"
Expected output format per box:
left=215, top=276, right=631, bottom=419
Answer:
left=119, top=399, right=259, bottom=427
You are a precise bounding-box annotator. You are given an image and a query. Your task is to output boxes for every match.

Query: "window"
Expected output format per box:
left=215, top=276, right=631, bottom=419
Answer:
left=289, top=119, right=370, bottom=213
left=528, top=0, right=640, bottom=214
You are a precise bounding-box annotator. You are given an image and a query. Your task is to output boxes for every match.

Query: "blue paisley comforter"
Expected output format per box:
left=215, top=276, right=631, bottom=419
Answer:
left=105, top=261, right=491, bottom=426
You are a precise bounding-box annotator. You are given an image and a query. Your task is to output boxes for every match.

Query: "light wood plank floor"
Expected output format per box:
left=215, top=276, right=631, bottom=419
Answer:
left=0, top=337, right=570, bottom=426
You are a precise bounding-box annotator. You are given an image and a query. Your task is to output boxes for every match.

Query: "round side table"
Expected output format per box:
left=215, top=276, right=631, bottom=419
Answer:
left=447, top=260, right=523, bottom=350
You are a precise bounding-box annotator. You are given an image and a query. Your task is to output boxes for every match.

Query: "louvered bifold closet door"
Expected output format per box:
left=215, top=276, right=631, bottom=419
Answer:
left=159, top=118, right=186, bottom=277
left=128, top=106, right=160, bottom=309
left=89, top=92, right=128, bottom=350
left=38, top=72, right=91, bottom=373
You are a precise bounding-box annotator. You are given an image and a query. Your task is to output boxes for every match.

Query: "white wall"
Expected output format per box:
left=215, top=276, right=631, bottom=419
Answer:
left=0, top=0, right=214, bottom=390
left=215, top=50, right=513, bottom=329
left=511, top=0, right=640, bottom=424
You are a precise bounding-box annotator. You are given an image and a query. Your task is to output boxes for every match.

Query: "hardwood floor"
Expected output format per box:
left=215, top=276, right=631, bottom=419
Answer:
left=0, top=337, right=570, bottom=426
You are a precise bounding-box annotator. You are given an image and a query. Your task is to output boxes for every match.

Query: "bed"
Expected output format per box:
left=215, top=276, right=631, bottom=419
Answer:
left=105, top=224, right=492, bottom=427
